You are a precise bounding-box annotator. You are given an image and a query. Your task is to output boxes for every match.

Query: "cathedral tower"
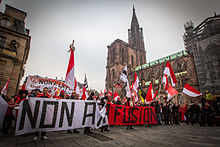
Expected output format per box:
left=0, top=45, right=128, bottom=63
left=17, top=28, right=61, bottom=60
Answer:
left=105, top=7, right=146, bottom=92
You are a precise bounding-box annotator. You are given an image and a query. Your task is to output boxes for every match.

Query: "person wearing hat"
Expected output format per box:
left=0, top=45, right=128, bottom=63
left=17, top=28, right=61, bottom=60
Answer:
left=15, top=90, right=29, bottom=104
left=29, top=89, right=41, bottom=97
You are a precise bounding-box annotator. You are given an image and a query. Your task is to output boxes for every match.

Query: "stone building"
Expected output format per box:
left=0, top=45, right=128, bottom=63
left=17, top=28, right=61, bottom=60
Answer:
left=130, top=50, right=199, bottom=104
left=0, top=5, right=31, bottom=97
left=183, top=14, right=220, bottom=95
left=105, top=7, right=146, bottom=93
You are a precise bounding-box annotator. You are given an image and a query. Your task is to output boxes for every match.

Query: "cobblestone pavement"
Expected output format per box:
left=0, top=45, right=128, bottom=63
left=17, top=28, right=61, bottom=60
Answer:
left=0, top=124, right=220, bottom=147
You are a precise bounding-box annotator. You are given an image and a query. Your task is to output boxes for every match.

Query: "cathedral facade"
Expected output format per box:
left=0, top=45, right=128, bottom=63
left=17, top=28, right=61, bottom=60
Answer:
left=106, top=8, right=219, bottom=104
left=0, top=5, right=31, bottom=97
left=105, top=7, right=146, bottom=93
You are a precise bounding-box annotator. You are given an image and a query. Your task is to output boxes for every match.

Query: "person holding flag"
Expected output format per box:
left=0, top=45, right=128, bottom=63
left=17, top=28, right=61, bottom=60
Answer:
left=100, top=92, right=110, bottom=132
left=120, top=65, right=131, bottom=98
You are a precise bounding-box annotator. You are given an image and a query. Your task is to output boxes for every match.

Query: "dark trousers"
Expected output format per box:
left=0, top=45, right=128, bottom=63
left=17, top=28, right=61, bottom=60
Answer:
left=127, top=125, right=133, bottom=129
left=207, top=115, right=213, bottom=126
left=3, top=115, right=13, bottom=133
left=164, top=114, right=169, bottom=124
left=185, top=114, right=189, bottom=124
left=101, top=125, right=108, bottom=131
left=191, top=113, right=200, bottom=125
left=84, top=127, right=91, bottom=133
left=35, top=132, right=46, bottom=137
left=174, top=114, right=179, bottom=124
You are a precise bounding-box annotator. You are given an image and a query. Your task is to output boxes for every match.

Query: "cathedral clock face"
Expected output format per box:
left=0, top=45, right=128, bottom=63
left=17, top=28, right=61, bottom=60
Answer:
left=0, top=18, right=11, bottom=27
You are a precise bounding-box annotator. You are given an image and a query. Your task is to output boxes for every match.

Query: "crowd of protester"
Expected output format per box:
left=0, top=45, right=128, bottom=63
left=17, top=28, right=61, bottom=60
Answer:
left=1, top=87, right=219, bottom=141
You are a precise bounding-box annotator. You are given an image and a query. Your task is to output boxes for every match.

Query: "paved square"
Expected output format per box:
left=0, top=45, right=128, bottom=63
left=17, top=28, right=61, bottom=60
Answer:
left=1, top=124, right=220, bottom=147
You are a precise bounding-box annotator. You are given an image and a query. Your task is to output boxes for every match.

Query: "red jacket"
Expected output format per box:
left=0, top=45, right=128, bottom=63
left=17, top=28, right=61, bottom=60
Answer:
left=15, top=96, right=26, bottom=104
left=5, top=102, right=17, bottom=116
left=36, top=93, right=51, bottom=98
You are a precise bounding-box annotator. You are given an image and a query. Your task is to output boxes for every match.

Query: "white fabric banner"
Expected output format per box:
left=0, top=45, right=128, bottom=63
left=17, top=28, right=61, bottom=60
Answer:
left=0, top=96, right=8, bottom=124
left=25, top=75, right=74, bottom=95
left=15, top=98, right=108, bottom=136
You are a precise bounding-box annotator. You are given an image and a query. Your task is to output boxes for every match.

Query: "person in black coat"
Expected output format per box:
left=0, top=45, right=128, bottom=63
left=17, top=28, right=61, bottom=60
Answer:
left=190, top=102, right=201, bottom=126
left=155, top=101, right=161, bottom=125
left=172, top=103, right=180, bottom=125
left=205, top=103, right=214, bottom=127
left=100, top=92, right=110, bottom=132
left=163, top=103, right=170, bottom=125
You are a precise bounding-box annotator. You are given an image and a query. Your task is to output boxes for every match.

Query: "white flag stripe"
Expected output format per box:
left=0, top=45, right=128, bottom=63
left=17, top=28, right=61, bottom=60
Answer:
left=183, top=88, right=202, bottom=97
left=65, top=67, right=75, bottom=89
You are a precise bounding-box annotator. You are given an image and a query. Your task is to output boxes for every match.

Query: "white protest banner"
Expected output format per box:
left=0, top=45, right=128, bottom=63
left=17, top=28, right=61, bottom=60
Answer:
left=15, top=98, right=108, bottom=136
left=25, top=75, right=74, bottom=95
left=0, top=96, right=8, bottom=124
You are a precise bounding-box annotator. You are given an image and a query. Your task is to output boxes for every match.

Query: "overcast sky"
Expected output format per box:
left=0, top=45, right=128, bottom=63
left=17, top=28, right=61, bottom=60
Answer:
left=0, top=0, right=219, bottom=91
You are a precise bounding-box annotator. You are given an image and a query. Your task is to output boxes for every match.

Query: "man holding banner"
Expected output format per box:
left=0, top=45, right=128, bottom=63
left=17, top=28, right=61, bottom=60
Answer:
left=33, top=87, right=51, bottom=140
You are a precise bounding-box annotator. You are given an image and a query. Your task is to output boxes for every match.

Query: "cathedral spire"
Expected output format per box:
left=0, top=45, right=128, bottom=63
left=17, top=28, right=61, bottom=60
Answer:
left=131, top=5, right=139, bottom=28
left=133, top=5, right=135, bottom=13
left=128, top=6, right=146, bottom=65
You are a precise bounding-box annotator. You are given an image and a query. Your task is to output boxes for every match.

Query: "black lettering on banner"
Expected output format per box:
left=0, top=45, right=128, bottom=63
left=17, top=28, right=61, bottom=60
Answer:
left=97, top=104, right=108, bottom=127
left=150, top=107, right=156, bottom=123
left=139, top=108, right=142, bottom=123
left=143, top=107, right=149, bottom=123
left=19, top=100, right=40, bottom=130
left=131, top=107, right=138, bottom=123
left=59, top=102, right=75, bottom=127
left=123, top=107, right=130, bottom=123
left=39, top=101, right=58, bottom=128
left=114, top=106, right=122, bottom=123
left=39, top=79, right=44, bottom=84
left=82, top=102, right=96, bottom=125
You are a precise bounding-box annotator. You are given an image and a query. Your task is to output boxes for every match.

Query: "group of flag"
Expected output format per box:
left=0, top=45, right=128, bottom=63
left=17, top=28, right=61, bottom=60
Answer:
left=0, top=40, right=203, bottom=103
left=111, top=60, right=203, bottom=104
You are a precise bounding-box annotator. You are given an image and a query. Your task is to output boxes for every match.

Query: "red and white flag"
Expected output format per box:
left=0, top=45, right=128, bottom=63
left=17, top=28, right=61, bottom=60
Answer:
left=113, top=91, right=120, bottom=101
left=74, top=78, right=81, bottom=95
left=183, top=83, right=202, bottom=97
left=163, top=61, right=177, bottom=91
left=65, top=40, right=75, bottom=89
left=108, top=90, right=113, bottom=97
left=81, top=86, right=88, bottom=100
left=1, top=79, right=9, bottom=96
left=133, top=73, right=139, bottom=91
left=145, top=83, right=156, bottom=102
left=99, top=90, right=104, bottom=98
left=122, top=97, right=126, bottom=104
left=167, top=83, right=178, bottom=102
left=22, top=82, right=26, bottom=90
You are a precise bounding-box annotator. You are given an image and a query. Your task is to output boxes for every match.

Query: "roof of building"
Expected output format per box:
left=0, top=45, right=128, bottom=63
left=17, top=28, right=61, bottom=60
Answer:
left=134, top=50, right=188, bottom=72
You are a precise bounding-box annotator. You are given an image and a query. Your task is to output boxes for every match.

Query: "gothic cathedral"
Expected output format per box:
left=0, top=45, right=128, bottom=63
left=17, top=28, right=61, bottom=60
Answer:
left=105, top=7, right=146, bottom=92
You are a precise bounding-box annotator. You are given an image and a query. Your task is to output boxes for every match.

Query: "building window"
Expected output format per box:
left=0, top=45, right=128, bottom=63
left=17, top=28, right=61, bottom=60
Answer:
left=0, top=18, right=11, bottom=28
left=112, top=69, right=115, bottom=84
left=131, top=55, right=134, bottom=66
left=140, top=55, right=143, bottom=65
left=0, top=36, right=6, bottom=47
